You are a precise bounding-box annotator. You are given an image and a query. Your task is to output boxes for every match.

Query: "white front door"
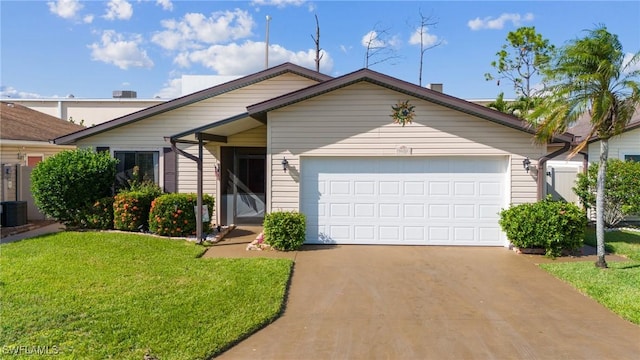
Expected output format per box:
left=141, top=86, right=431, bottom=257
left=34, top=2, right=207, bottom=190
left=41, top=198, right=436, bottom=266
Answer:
left=300, top=157, right=508, bottom=246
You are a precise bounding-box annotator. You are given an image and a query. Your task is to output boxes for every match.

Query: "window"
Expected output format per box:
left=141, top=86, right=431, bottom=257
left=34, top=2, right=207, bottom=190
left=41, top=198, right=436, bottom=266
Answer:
left=624, top=154, right=640, bottom=162
left=27, top=155, right=43, bottom=167
left=114, top=151, right=159, bottom=188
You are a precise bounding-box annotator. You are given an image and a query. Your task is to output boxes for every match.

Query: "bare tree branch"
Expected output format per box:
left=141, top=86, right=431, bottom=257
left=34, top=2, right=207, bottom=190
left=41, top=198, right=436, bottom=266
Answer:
left=363, top=22, right=400, bottom=69
left=410, top=9, right=442, bottom=86
left=311, top=14, right=323, bottom=72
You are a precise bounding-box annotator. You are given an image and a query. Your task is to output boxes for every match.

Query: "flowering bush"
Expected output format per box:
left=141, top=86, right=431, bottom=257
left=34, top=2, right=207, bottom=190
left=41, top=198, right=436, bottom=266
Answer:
left=113, top=189, right=161, bottom=232
left=148, top=193, right=215, bottom=237
left=80, top=196, right=114, bottom=230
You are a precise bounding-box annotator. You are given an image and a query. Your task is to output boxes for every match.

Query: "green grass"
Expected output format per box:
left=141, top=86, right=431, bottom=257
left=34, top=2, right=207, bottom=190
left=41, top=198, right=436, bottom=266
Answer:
left=541, top=228, right=640, bottom=325
left=583, top=227, right=640, bottom=261
left=0, top=232, right=293, bottom=359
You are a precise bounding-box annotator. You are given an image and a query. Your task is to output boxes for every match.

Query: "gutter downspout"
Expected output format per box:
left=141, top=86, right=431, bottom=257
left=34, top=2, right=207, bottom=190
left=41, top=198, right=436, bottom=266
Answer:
left=167, top=136, right=204, bottom=243
left=537, top=142, right=571, bottom=200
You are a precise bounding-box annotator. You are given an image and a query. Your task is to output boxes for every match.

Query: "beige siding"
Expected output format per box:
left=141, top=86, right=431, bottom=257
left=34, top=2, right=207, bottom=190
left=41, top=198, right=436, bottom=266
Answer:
left=588, top=128, right=640, bottom=161
left=74, top=73, right=315, bottom=199
left=1, top=142, right=76, bottom=166
left=75, top=73, right=316, bottom=149
left=268, top=82, right=545, bottom=211
left=12, top=99, right=164, bottom=126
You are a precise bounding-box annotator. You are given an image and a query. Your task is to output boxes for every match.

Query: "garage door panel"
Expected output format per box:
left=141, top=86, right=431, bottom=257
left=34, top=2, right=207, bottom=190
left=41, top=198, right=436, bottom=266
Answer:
left=379, top=203, right=400, bottom=217
left=454, top=182, right=476, bottom=196
left=354, top=203, right=375, bottom=217
left=404, top=204, right=425, bottom=218
left=354, top=181, right=375, bottom=195
left=379, top=181, right=400, bottom=195
left=429, top=182, right=451, bottom=196
left=302, top=157, right=507, bottom=246
left=428, top=204, right=451, bottom=219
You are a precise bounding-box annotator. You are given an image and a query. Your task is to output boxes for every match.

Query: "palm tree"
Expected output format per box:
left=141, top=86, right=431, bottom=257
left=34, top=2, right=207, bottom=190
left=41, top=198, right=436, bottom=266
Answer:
left=528, top=25, right=640, bottom=268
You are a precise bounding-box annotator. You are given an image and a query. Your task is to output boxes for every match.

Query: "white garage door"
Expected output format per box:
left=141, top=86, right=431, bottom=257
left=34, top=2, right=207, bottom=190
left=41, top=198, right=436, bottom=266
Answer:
left=300, top=157, right=508, bottom=246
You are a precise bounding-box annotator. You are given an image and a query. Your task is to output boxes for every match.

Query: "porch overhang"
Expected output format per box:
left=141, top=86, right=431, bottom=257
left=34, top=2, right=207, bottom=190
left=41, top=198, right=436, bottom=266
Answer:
left=163, top=112, right=265, bottom=243
left=168, top=112, right=264, bottom=144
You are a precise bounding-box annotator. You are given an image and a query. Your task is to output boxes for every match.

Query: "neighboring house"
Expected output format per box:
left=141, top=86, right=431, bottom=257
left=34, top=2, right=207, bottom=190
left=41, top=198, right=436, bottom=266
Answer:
left=544, top=109, right=640, bottom=216
left=8, top=98, right=165, bottom=127
left=1, top=101, right=85, bottom=220
left=55, top=63, right=573, bottom=247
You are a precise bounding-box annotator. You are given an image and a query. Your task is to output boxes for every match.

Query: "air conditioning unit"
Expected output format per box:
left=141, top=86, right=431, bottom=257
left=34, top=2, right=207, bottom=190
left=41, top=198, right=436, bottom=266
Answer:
left=112, top=90, right=137, bottom=99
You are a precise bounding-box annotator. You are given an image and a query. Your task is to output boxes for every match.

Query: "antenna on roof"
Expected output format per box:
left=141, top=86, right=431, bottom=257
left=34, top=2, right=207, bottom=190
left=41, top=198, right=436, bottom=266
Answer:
left=265, top=15, right=272, bottom=69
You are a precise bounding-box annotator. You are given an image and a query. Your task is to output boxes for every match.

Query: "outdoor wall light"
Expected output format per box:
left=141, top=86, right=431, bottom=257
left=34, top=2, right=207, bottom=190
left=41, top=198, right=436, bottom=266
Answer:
left=522, top=157, right=531, bottom=173
left=281, top=157, right=289, bottom=172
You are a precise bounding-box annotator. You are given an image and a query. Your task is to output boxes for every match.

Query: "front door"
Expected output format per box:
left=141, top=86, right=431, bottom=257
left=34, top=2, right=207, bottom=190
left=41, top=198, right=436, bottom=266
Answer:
left=220, top=147, right=266, bottom=225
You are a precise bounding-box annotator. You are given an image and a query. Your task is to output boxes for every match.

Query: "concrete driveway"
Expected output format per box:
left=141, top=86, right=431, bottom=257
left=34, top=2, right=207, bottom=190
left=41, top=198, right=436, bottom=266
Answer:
left=214, top=243, right=640, bottom=359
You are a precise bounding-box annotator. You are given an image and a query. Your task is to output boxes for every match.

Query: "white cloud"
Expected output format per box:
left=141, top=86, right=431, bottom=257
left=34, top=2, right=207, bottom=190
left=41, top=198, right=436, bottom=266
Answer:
left=0, top=86, right=50, bottom=99
left=467, top=13, right=534, bottom=31
left=156, top=0, right=173, bottom=11
left=48, top=0, right=83, bottom=19
left=83, top=14, right=94, bottom=24
left=623, top=52, right=640, bottom=73
left=251, top=0, right=305, bottom=8
left=154, top=77, right=182, bottom=99
left=174, top=40, right=333, bottom=75
left=103, top=0, right=133, bottom=21
left=409, top=28, right=440, bottom=47
left=152, top=9, right=254, bottom=51
left=361, top=31, right=400, bottom=49
left=361, top=31, right=385, bottom=48
left=89, top=30, right=154, bottom=69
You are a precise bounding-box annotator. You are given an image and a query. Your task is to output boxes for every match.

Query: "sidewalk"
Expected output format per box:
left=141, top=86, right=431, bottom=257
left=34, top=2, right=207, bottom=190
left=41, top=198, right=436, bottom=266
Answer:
left=1, top=222, right=65, bottom=244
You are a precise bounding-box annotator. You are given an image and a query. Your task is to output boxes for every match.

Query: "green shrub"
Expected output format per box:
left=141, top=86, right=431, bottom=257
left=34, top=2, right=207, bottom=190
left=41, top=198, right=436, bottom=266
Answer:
left=80, top=196, right=114, bottom=230
left=574, top=159, right=640, bottom=227
left=263, top=211, right=306, bottom=251
left=499, top=196, right=586, bottom=257
left=113, top=185, right=162, bottom=232
left=30, top=148, right=117, bottom=227
left=148, top=193, right=215, bottom=237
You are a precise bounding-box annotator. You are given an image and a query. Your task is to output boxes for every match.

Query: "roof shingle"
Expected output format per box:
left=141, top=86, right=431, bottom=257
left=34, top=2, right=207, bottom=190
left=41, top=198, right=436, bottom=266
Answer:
left=1, top=101, right=85, bottom=142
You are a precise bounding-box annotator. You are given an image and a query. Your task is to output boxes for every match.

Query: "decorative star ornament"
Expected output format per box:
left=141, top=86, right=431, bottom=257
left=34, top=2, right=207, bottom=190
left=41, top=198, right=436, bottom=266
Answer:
left=390, top=100, right=415, bottom=126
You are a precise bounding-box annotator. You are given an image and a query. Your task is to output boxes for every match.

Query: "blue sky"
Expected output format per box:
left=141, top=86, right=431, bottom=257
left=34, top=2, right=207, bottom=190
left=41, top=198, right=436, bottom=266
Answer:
left=1, top=1, right=638, bottom=100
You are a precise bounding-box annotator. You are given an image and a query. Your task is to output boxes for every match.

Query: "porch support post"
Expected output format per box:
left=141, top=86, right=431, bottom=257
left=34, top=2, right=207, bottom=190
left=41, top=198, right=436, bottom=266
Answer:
left=197, top=133, right=204, bottom=242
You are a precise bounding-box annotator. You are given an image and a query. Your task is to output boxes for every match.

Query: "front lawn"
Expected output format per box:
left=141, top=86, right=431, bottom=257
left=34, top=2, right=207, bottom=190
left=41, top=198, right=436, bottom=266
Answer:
left=541, top=228, right=640, bottom=325
left=0, top=232, right=293, bottom=359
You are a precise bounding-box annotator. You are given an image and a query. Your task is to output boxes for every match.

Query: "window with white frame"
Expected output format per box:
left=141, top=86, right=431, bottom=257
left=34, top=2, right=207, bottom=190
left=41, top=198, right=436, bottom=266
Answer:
left=114, top=151, right=159, bottom=188
left=621, top=150, right=640, bottom=162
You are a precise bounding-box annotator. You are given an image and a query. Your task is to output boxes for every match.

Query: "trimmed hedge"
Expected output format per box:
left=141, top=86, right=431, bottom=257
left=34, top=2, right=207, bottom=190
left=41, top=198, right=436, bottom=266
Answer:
left=263, top=211, right=306, bottom=251
left=30, top=148, right=117, bottom=226
left=80, top=196, right=115, bottom=230
left=148, top=193, right=215, bottom=237
left=499, top=196, right=586, bottom=257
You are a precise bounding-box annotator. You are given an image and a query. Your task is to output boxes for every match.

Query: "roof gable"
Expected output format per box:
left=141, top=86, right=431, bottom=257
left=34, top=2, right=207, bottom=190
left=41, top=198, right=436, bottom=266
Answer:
left=247, top=68, right=573, bottom=143
left=54, top=62, right=332, bottom=145
left=1, top=101, right=85, bottom=142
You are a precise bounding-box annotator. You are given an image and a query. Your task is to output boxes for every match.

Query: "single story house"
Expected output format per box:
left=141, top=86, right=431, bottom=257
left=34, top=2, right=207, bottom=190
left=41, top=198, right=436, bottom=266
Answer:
left=1, top=101, right=85, bottom=219
left=55, top=63, right=573, bottom=246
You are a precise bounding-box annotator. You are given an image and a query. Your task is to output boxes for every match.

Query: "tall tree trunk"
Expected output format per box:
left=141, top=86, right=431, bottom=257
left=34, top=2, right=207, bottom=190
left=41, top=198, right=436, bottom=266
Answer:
left=595, top=139, right=608, bottom=268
